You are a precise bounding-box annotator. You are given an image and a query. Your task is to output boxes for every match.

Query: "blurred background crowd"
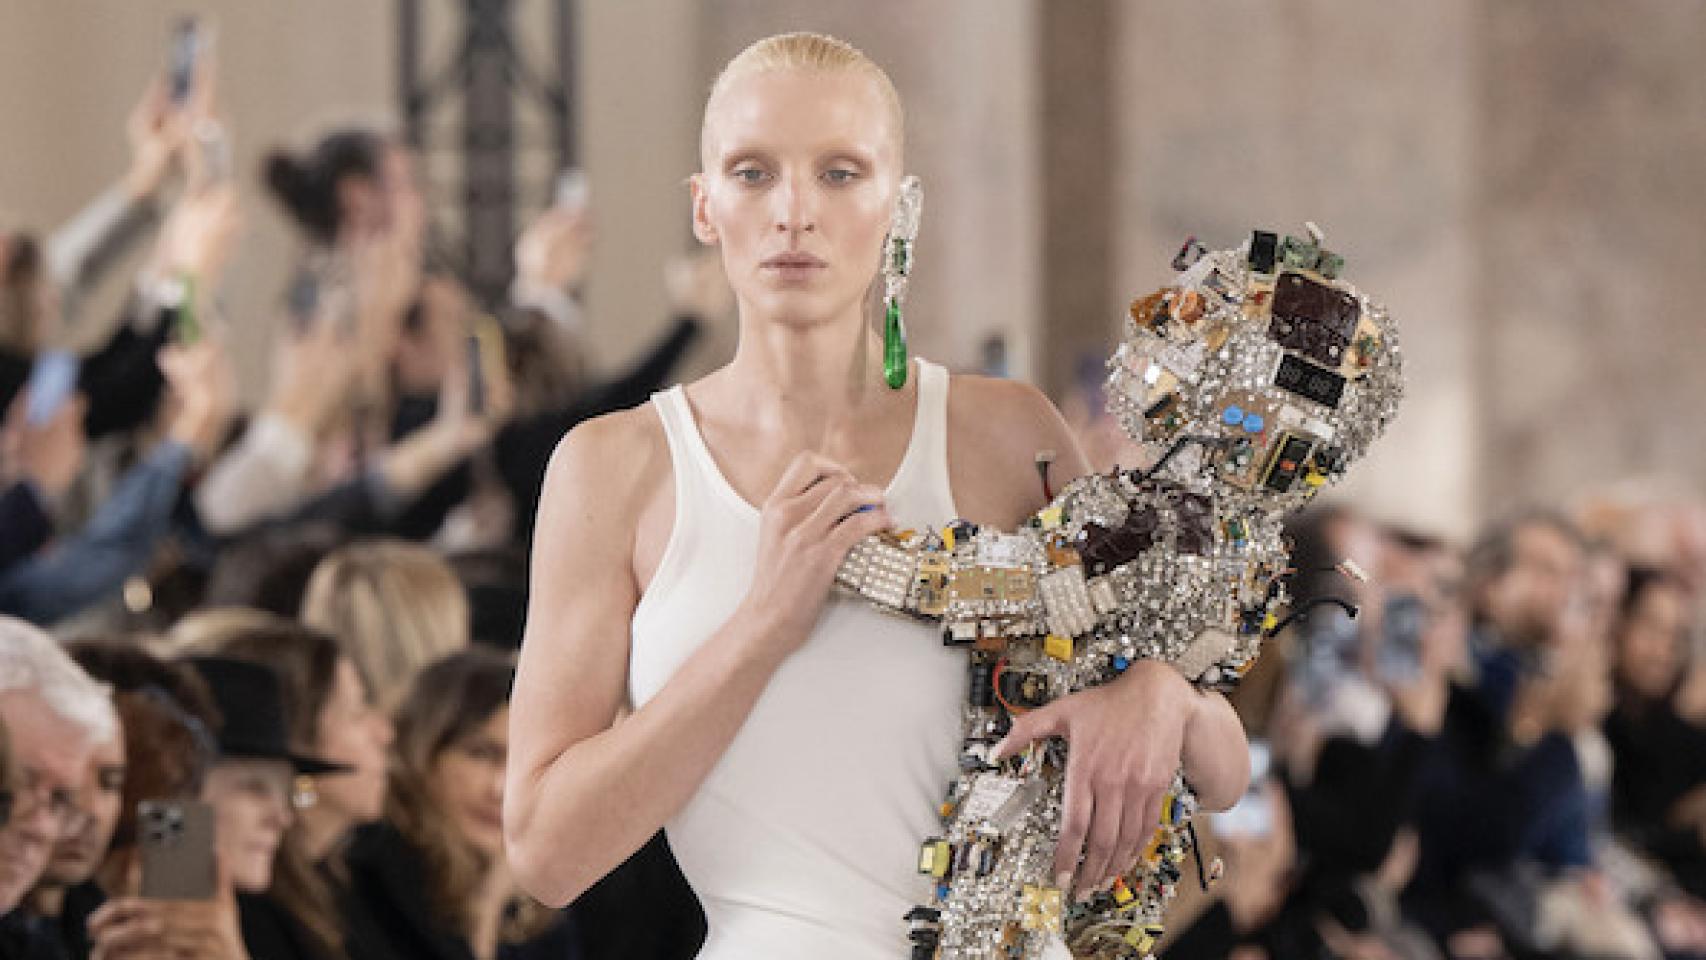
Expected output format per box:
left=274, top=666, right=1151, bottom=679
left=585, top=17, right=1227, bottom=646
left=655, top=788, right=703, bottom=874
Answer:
left=2, top=3, right=1705, bottom=960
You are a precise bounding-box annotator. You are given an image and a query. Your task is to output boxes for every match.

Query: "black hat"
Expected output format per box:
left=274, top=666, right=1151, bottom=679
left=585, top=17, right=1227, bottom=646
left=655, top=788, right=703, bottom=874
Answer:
left=188, top=657, right=350, bottom=776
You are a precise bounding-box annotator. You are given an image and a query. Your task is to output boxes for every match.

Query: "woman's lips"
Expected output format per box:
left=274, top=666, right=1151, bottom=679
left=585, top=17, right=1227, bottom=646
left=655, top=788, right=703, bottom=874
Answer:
left=761, top=253, right=827, bottom=282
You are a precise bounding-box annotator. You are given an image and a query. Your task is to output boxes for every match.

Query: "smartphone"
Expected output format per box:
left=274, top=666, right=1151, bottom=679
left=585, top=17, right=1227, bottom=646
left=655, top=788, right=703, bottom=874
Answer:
left=168, top=17, right=201, bottom=104
left=1212, top=740, right=1273, bottom=840
left=554, top=168, right=589, bottom=212
left=1377, top=593, right=1426, bottom=684
left=24, top=350, right=80, bottom=427
left=466, top=334, right=485, bottom=415
left=466, top=316, right=507, bottom=415
left=138, top=799, right=217, bottom=900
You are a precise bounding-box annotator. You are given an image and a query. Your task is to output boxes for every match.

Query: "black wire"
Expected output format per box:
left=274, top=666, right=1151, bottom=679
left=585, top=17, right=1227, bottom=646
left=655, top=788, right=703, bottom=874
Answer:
left=1123, top=434, right=1229, bottom=486
left=1187, top=820, right=1210, bottom=892
left=1264, top=596, right=1359, bottom=638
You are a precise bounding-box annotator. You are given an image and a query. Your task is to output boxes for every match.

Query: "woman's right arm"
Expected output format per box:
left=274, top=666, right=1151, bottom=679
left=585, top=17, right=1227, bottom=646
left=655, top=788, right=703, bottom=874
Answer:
left=504, top=417, right=891, bottom=907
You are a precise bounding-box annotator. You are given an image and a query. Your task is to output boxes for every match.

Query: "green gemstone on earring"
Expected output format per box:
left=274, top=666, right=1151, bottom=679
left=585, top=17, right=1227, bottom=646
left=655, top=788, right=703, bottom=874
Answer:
left=884, top=299, right=908, bottom=389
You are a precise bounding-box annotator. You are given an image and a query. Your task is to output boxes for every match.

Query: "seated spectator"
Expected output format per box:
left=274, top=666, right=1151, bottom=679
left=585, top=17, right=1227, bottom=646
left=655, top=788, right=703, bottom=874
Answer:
left=300, top=540, right=469, bottom=708
left=0, top=616, right=115, bottom=955
left=194, top=612, right=394, bottom=959
left=1404, top=511, right=1609, bottom=953
left=1605, top=566, right=1706, bottom=899
left=87, top=656, right=345, bottom=960
left=344, top=649, right=574, bottom=960
left=21, top=640, right=218, bottom=960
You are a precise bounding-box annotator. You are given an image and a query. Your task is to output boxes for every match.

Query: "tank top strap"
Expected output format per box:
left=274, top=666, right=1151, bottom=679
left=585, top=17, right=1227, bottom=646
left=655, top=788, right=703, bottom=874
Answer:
left=886, top=358, right=959, bottom=523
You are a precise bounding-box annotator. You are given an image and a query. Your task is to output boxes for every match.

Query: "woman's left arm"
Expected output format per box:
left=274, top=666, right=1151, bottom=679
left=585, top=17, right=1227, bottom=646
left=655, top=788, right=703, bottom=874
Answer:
left=974, top=379, right=1250, bottom=899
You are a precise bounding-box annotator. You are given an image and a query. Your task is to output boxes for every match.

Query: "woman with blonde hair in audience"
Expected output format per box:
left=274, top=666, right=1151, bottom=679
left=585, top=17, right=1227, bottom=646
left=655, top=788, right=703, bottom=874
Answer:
left=300, top=539, right=470, bottom=708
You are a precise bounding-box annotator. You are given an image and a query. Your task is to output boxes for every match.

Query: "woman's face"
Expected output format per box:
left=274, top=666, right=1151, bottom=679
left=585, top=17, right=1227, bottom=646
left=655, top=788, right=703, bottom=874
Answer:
left=43, top=731, right=125, bottom=887
left=201, top=759, right=294, bottom=893
left=311, top=658, right=393, bottom=827
left=428, top=706, right=508, bottom=858
left=693, top=68, right=900, bottom=328
left=340, top=143, right=424, bottom=240
left=1617, top=582, right=1689, bottom=699
left=310, top=658, right=392, bottom=828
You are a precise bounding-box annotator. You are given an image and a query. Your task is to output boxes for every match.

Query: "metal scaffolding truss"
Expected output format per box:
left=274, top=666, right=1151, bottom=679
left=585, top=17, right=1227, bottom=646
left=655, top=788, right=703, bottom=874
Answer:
left=397, top=0, right=577, bottom=307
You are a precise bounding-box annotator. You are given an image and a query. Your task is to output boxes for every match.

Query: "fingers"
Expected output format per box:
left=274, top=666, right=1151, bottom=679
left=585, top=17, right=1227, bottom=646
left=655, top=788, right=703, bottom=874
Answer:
left=1075, top=791, right=1124, bottom=899
left=1106, top=790, right=1163, bottom=893
left=770, top=451, right=852, bottom=503
left=89, top=899, right=163, bottom=953
left=802, top=479, right=884, bottom=536
left=1052, top=759, right=1092, bottom=891
left=991, top=700, right=1066, bottom=761
left=826, top=495, right=894, bottom=551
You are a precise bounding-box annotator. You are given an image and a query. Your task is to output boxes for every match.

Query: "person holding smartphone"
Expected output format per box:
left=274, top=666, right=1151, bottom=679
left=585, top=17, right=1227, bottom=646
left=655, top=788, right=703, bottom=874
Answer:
left=89, top=657, right=346, bottom=960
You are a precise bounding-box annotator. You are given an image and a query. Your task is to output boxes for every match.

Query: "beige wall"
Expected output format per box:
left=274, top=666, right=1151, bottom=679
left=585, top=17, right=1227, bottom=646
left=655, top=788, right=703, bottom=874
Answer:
left=5, top=2, right=1703, bottom=537
left=0, top=1, right=393, bottom=394
left=1111, top=0, right=1483, bottom=538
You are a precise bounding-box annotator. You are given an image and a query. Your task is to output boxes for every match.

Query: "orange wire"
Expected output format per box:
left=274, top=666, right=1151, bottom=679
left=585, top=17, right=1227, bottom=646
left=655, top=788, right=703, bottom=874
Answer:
left=991, top=657, right=1032, bottom=715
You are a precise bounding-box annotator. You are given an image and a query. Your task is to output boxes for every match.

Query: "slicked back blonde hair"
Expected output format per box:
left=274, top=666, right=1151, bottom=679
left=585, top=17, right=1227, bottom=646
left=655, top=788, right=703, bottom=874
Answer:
left=702, top=31, right=904, bottom=165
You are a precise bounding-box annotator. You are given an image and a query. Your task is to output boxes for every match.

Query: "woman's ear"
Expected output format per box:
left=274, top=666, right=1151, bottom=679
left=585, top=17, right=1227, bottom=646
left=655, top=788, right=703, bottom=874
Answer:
left=688, top=174, right=718, bottom=245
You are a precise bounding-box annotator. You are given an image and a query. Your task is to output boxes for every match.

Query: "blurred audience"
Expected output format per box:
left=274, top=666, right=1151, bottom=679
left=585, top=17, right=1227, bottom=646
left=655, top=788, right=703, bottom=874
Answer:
left=9, top=35, right=1706, bottom=960
left=342, top=648, right=570, bottom=960
left=299, top=540, right=469, bottom=710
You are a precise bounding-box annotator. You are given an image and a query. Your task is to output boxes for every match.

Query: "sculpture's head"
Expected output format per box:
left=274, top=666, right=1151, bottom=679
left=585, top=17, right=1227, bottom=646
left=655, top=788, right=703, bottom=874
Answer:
left=1106, top=226, right=1404, bottom=514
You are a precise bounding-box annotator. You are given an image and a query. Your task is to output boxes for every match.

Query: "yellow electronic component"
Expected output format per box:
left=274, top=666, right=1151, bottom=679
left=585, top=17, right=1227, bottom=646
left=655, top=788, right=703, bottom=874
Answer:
left=1142, top=832, right=1163, bottom=867
left=918, top=839, right=952, bottom=877
left=1044, top=634, right=1074, bottom=661
left=942, top=526, right=957, bottom=551
left=1038, top=505, right=1064, bottom=530
left=1020, top=885, right=1064, bottom=934
left=1124, top=923, right=1163, bottom=953
left=1112, top=876, right=1135, bottom=907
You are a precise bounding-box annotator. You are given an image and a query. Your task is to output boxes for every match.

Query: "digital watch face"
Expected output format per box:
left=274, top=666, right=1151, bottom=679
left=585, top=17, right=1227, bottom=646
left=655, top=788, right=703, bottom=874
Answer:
left=1272, top=353, right=1347, bottom=409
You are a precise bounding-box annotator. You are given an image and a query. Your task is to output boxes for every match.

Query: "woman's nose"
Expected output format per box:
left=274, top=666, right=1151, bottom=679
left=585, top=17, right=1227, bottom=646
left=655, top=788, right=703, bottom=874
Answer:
left=771, top=173, right=816, bottom=233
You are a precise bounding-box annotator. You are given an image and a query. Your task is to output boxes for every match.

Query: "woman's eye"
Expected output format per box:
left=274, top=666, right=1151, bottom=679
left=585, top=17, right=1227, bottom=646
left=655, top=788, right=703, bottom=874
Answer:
left=822, top=168, right=858, bottom=184
left=732, top=167, right=769, bottom=185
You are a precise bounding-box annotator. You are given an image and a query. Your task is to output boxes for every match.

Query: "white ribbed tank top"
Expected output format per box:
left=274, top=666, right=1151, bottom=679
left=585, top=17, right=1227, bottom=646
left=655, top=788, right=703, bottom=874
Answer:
left=630, top=358, right=965, bottom=958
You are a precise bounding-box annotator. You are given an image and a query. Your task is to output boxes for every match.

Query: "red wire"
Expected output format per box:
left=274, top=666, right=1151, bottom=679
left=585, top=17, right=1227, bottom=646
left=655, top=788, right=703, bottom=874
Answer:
left=991, top=657, right=1031, bottom=715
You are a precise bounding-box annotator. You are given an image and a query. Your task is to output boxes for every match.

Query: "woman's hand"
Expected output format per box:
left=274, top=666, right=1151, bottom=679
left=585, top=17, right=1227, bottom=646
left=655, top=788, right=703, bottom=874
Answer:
left=89, top=858, right=249, bottom=960
left=992, top=660, right=1197, bottom=898
left=737, top=452, right=892, bottom=660
left=122, top=80, right=187, bottom=202
left=3, top=391, right=89, bottom=501
left=152, top=185, right=244, bottom=290
left=160, top=338, right=238, bottom=461
left=262, top=313, right=362, bottom=437
left=515, top=207, right=593, bottom=295
left=992, top=659, right=1248, bottom=899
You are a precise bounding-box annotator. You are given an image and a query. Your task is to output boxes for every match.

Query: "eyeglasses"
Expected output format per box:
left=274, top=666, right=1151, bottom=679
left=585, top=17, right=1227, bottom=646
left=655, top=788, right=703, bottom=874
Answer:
left=7, top=766, right=92, bottom=835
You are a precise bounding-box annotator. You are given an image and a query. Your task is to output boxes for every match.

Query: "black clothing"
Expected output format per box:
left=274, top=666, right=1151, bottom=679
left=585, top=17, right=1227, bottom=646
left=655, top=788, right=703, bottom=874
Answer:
left=237, top=893, right=334, bottom=960
left=0, top=482, right=53, bottom=576
left=343, top=821, right=581, bottom=960
left=496, top=314, right=701, bottom=545
left=571, top=831, right=706, bottom=960
left=1605, top=691, right=1706, bottom=899
left=0, top=909, right=60, bottom=960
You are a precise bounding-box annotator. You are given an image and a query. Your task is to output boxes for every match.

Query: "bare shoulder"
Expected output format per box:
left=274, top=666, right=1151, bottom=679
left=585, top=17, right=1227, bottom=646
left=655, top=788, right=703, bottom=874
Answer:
left=944, top=373, right=1090, bottom=527
left=542, top=403, right=669, bottom=520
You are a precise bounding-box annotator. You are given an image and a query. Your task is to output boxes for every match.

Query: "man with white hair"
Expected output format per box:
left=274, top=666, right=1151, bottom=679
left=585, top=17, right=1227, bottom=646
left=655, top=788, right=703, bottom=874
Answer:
left=0, top=616, right=115, bottom=927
